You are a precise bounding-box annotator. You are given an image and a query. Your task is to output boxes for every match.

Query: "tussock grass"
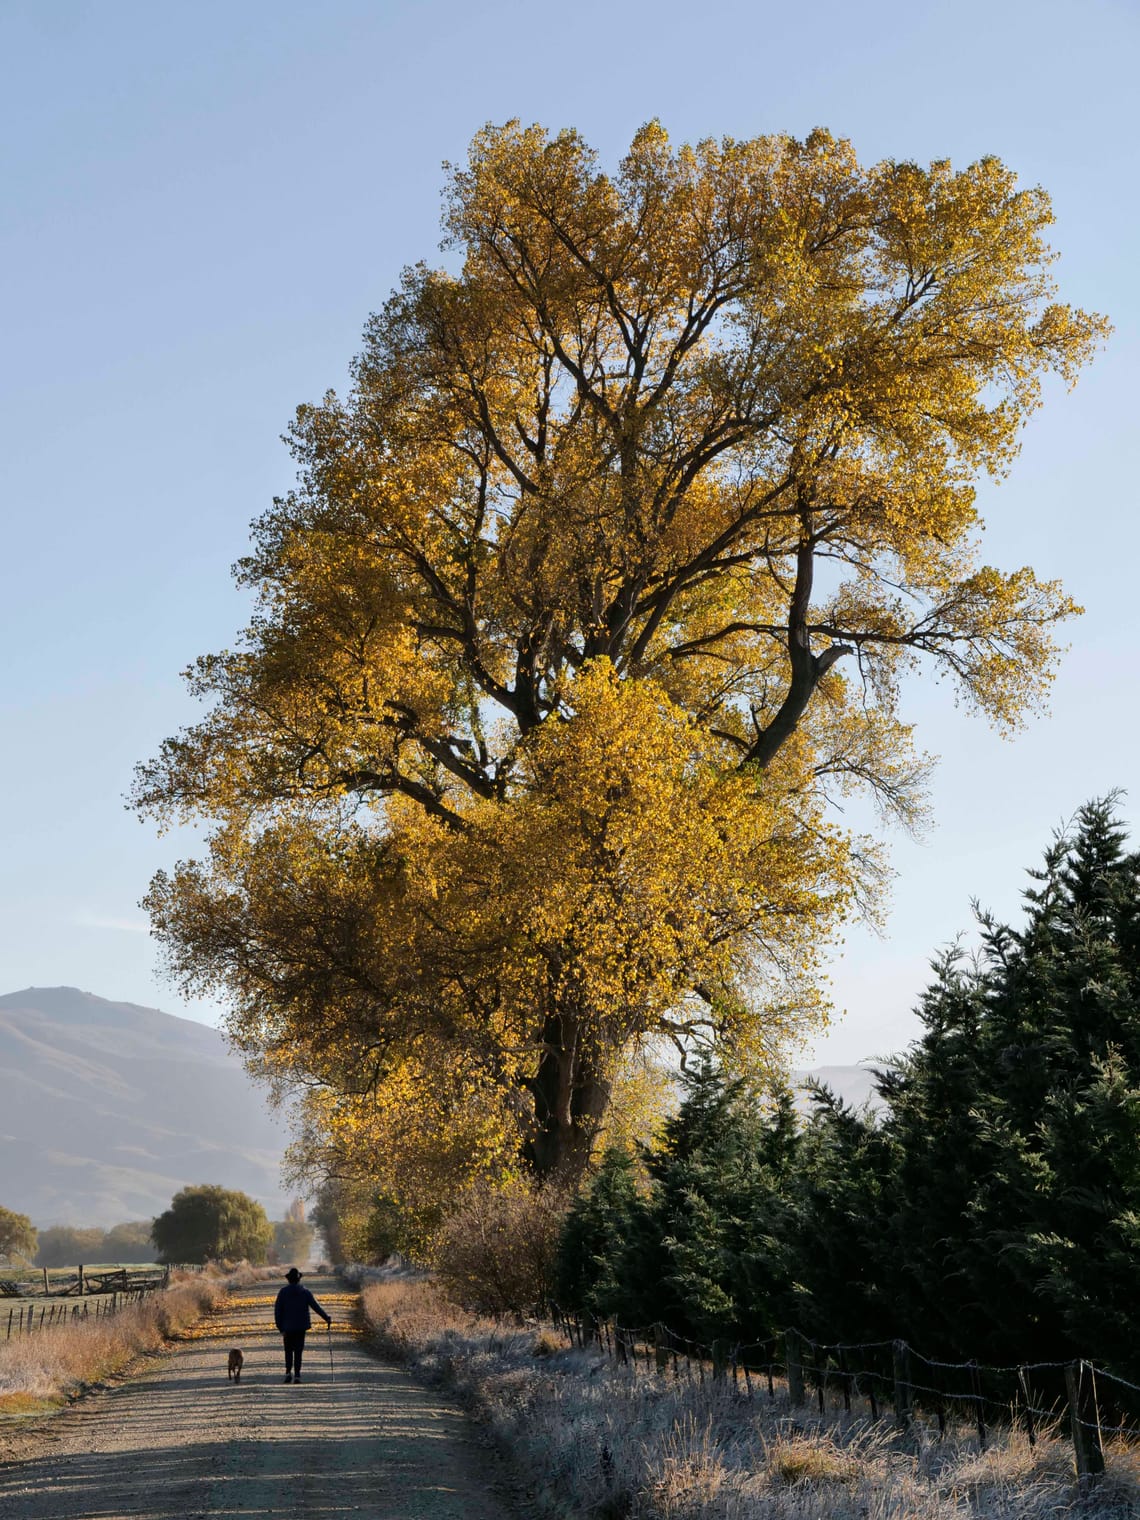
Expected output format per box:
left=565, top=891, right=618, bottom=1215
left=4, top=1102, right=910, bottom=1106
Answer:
left=359, top=1279, right=1140, bottom=1519
left=0, top=1271, right=226, bottom=1415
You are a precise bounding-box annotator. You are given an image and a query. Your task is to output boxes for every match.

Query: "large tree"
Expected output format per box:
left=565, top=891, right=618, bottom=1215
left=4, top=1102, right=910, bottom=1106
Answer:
left=135, top=121, right=1104, bottom=1192
left=151, top=1185, right=273, bottom=1266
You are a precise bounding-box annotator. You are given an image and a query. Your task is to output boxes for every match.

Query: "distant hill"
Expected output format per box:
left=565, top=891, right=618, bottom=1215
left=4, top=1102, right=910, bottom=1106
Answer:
left=0, top=987, right=293, bottom=1228
left=0, top=987, right=884, bottom=1229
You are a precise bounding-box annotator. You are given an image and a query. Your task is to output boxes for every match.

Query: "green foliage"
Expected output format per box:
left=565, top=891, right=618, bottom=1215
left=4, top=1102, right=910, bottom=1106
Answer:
left=639, top=1064, right=798, bottom=1343
left=151, top=1185, right=273, bottom=1265
left=309, top=1182, right=347, bottom=1265
left=357, top=1192, right=442, bottom=1265
left=0, top=1206, right=37, bottom=1263
left=784, top=1085, right=892, bottom=1344
left=848, top=797, right=1140, bottom=1368
left=34, top=1225, right=105, bottom=1268
left=554, top=800, right=1140, bottom=1374
left=557, top=1064, right=800, bottom=1342
left=555, top=1146, right=645, bottom=1324
left=101, top=1221, right=157, bottom=1260
left=33, top=1221, right=156, bottom=1269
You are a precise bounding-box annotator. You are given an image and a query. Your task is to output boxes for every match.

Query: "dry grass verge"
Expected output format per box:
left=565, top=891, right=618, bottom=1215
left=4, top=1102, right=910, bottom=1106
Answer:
left=359, top=1278, right=1140, bottom=1519
left=0, top=1270, right=230, bottom=1417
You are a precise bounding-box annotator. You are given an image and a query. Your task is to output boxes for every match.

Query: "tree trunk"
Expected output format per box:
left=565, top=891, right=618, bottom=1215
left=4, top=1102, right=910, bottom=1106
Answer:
left=525, top=1011, right=611, bottom=1180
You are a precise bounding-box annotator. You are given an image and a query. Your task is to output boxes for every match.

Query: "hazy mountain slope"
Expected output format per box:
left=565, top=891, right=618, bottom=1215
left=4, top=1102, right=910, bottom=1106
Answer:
left=0, top=987, right=884, bottom=1229
left=0, top=987, right=292, bottom=1227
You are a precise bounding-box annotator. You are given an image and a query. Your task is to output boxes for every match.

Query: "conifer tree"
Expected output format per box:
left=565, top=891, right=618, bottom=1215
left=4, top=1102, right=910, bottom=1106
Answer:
left=633, top=1063, right=798, bottom=1343
left=963, top=800, right=1140, bottom=1366
left=555, top=1145, right=645, bottom=1324
left=839, top=799, right=1140, bottom=1368
left=786, top=1084, right=894, bottom=1343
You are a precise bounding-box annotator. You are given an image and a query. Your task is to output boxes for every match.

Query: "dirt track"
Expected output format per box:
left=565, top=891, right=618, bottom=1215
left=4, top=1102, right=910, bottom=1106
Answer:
left=0, top=1275, right=516, bottom=1520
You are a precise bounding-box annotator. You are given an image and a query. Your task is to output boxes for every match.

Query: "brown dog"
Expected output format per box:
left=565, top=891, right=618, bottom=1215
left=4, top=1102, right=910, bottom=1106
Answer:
left=227, top=1348, right=244, bottom=1382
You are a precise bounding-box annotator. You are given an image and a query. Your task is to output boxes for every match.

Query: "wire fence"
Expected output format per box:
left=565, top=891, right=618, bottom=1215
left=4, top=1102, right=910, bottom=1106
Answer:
left=552, top=1311, right=1138, bottom=1490
left=4, top=1289, right=158, bottom=1340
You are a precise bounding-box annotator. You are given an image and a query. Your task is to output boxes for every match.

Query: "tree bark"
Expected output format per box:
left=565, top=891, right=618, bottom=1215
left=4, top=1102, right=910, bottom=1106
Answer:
left=524, top=1011, right=611, bottom=1180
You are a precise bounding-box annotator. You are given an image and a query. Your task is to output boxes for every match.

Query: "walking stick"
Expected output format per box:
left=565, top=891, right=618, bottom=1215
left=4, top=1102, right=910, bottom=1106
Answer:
left=327, top=1320, right=334, bottom=1381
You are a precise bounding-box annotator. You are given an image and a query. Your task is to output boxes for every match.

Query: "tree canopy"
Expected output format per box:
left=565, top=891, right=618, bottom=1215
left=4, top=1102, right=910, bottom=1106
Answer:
left=34, top=1226, right=105, bottom=1269
left=134, top=121, right=1105, bottom=1201
left=0, top=1206, right=37, bottom=1264
left=151, top=1185, right=273, bottom=1265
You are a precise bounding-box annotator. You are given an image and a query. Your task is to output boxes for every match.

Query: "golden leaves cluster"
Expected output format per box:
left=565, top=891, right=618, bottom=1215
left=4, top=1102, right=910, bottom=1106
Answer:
left=136, top=120, right=1104, bottom=1192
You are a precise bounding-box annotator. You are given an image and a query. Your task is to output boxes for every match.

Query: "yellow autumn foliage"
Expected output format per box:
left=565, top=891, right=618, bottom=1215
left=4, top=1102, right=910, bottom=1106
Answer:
left=136, top=120, right=1105, bottom=1208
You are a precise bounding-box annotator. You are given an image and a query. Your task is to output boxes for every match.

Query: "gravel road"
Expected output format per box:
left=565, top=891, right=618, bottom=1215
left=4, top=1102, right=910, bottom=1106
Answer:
left=0, top=1275, right=517, bottom=1520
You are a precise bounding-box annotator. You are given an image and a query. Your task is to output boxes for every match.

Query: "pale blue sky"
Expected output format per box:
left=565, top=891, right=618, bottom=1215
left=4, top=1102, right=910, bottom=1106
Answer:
left=1, top=0, right=1136, bottom=1065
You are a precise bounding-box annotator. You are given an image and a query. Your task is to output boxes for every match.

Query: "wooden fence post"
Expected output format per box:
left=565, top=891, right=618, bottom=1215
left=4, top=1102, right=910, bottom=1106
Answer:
left=1017, top=1366, right=1037, bottom=1447
left=654, top=1324, right=669, bottom=1373
left=785, top=1330, right=805, bottom=1407
left=892, top=1340, right=912, bottom=1430
left=1065, top=1361, right=1105, bottom=1495
left=969, top=1360, right=987, bottom=1449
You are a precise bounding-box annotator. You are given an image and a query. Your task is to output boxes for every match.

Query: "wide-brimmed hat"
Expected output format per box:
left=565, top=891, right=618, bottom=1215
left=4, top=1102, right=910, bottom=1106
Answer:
left=285, top=1267, right=302, bottom=1283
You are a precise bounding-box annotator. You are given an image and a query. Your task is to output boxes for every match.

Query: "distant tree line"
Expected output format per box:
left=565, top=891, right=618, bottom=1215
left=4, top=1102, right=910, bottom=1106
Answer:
left=0, top=1193, right=315, bottom=1270
left=556, top=800, right=1140, bottom=1378
left=35, top=1220, right=154, bottom=1267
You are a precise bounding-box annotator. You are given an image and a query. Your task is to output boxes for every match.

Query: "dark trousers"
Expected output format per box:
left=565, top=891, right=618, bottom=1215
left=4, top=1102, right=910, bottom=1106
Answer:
left=283, top=1329, right=307, bottom=1374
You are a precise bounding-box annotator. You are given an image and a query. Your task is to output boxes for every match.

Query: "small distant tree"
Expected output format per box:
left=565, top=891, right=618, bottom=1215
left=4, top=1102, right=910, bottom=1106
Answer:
left=151, top=1185, right=273, bottom=1265
left=271, top=1200, right=315, bottom=1265
left=35, top=1225, right=104, bottom=1268
left=0, top=1206, right=37, bottom=1264
left=101, top=1221, right=157, bottom=1262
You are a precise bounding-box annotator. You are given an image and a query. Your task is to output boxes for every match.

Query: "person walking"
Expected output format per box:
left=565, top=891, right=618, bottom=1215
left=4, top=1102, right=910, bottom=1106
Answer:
left=273, top=1267, right=331, bottom=1383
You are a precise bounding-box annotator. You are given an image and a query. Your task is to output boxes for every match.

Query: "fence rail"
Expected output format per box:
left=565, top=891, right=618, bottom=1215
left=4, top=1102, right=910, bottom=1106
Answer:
left=553, top=1311, right=1134, bottom=1492
left=4, top=1288, right=158, bottom=1340
left=0, top=1265, right=172, bottom=1300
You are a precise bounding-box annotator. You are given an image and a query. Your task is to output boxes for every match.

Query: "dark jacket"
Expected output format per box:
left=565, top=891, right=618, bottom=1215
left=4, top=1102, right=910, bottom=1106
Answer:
left=274, top=1282, right=330, bottom=1333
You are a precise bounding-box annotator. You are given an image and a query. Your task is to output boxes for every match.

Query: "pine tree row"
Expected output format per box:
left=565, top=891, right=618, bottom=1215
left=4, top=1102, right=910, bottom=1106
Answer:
left=556, top=799, right=1140, bottom=1379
